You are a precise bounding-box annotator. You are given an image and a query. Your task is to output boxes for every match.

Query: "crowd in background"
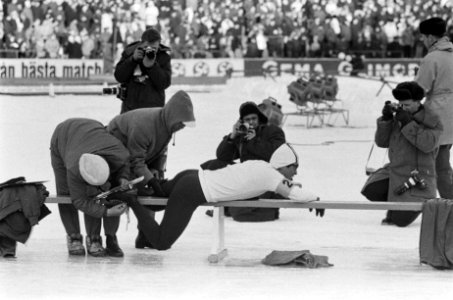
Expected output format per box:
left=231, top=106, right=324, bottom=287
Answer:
left=2, top=0, right=453, bottom=62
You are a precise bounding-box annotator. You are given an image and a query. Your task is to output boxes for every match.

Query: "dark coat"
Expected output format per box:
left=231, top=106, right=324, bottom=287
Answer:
left=50, top=118, right=131, bottom=218
left=375, top=105, right=442, bottom=202
left=216, top=124, right=286, bottom=163
left=114, top=41, right=172, bottom=112
left=107, top=91, right=195, bottom=183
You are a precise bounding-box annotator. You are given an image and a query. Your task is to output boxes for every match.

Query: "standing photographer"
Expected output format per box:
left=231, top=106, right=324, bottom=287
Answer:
left=415, top=17, right=453, bottom=200
left=114, top=28, right=172, bottom=113
left=362, top=82, right=442, bottom=227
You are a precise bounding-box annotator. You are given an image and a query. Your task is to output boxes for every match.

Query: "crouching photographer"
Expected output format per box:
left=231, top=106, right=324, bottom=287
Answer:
left=361, top=81, right=443, bottom=227
left=114, top=28, right=172, bottom=113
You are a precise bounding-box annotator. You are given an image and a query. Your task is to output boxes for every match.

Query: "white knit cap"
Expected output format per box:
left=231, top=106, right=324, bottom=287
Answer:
left=78, top=153, right=110, bottom=186
left=270, top=143, right=299, bottom=169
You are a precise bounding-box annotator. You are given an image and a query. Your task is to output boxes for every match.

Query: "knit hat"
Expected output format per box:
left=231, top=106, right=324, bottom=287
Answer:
left=270, top=144, right=299, bottom=169
left=141, top=28, right=161, bottom=42
left=419, top=17, right=446, bottom=37
left=239, top=102, right=268, bottom=124
left=392, top=81, right=425, bottom=101
left=79, top=153, right=110, bottom=186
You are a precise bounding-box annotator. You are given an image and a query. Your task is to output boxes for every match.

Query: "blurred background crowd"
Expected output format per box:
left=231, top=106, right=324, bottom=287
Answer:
left=2, top=0, right=453, bottom=62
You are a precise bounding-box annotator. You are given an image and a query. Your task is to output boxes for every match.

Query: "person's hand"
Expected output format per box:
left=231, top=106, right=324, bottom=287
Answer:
left=229, top=120, right=242, bottom=139
left=105, top=203, right=128, bottom=217
left=132, top=47, right=145, bottom=62
left=381, top=101, right=394, bottom=120
left=244, top=128, right=256, bottom=140
left=395, top=109, right=413, bottom=127
left=149, top=168, right=160, bottom=179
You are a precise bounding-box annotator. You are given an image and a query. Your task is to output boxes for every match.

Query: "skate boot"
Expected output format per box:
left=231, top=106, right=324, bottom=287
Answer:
left=86, top=235, right=106, bottom=257
left=106, top=234, right=124, bottom=257
left=66, top=233, right=85, bottom=256
left=135, top=230, right=154, bottom=249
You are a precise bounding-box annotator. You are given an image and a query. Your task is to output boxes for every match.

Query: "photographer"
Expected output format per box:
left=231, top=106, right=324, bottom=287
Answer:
left=201, top=101, right=286, bottom=222
left=114, top=28, right=172, bottom=113
left=362, top=81, right=442, bottom=227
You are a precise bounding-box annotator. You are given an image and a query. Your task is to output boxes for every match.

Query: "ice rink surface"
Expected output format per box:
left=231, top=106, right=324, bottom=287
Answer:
left=1, top=75, right=452, bottom=299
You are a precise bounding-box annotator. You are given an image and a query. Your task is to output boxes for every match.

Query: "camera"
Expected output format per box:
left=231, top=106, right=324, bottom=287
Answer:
left=102, top=84, right=127, bottom=101
left=237, top=122, right=251, bottom=135
left=385, top=101, right=402, bottom=112
left=393, top=170, right=427, bottom=195
left=144, top=46, right=157, bottom=60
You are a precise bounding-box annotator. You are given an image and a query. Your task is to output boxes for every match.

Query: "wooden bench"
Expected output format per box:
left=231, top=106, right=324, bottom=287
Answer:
left=45, top=196, right=423, bottom=263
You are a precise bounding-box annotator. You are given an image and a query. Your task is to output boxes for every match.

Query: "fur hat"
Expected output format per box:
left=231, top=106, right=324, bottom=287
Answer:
left=419, top=17, right=446, bottom=37
left=79, top=153, right=110, bottom=186
left=270, top=144, right=299, bottom=169
left=392, top=81, right=425, bottom=101
left=239, top=102, right=268, bottom=124
left=141, top=28, right=161, bottom=42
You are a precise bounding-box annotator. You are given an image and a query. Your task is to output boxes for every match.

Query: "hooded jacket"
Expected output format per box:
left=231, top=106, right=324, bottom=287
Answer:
left=107, top=90, right=195, bottom=183
left=114, top=41, right=172, bottom=111
left=415, top=36, right=453, bottom=144
left=375, top=105, right=442, bottom=202
left=50, top=118, right=131, bottom=218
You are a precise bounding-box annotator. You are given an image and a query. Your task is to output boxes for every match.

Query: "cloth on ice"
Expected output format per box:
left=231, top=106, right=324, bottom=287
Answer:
left=262, top=250, right=333, bottom=268
left=419, top=198, right=453, bottom=269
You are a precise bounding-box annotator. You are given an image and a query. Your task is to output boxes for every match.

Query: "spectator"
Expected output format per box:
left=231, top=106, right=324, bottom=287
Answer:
left=415, top=17, right=453, bottom=200
left=114, top=27, right=172, bottom=113
left=362, top=81, right=442, bottom=227
left=201, top=101, right=286, bottom=222
left=50, top=118, right=131, bottom=257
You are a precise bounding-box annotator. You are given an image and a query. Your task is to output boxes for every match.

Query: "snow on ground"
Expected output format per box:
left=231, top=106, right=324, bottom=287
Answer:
left=0, top=75, right=452, bottom=300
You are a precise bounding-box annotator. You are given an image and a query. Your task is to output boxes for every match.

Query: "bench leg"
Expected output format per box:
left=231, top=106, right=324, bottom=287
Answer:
left=208, top=206, right=228, bottom=263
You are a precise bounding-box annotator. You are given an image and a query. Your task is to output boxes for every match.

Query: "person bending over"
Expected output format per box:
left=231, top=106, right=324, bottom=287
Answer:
left=117, top=143, right=319, bottom=250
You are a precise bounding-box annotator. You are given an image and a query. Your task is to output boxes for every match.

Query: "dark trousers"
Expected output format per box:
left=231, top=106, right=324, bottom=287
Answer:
left=436, top=144, right=453, bottom=199
left=58, top=204, right=119, bottom=237
left=362, top=178, right=420, bottom=227
left=129, top=170, right=207, bottom=250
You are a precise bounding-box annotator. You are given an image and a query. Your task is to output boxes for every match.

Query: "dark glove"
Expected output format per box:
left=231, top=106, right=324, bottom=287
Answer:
left=147, top=177, right=167, bottom=197
left=132, top=47, right=144, bottom=62
left=309, top=208, right=325, bottom=217
left=395, top=109, right=413, bottom=127
left=381, top=101, right=394, bottom=120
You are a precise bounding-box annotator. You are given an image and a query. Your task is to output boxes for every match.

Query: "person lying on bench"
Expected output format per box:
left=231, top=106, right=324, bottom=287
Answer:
left=114, top=143, right=320, bottom=251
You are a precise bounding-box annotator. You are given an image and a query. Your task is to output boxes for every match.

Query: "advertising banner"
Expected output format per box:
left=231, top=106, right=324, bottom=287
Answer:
left=0, top=59, right=104, bottom=79
left=171, top=58, right=244, bottom=77
left=244, top=58, right=421, bottom=78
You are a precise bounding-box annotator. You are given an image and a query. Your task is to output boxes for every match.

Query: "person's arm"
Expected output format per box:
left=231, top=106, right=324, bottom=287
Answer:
left=68, top=174, right=106, bottom=218
left=114, top=48, right=139, bottom=83
left=375, top=118, right=394, bottom=148
left=401, top=116, right=442, bottom=153
left=415, top=57, right=436, bottom=96
left=274, top=178, right=319, bottom=202
left=127, top=127, right=154, bottom=183
left=216, top=134, right=240, bottom=161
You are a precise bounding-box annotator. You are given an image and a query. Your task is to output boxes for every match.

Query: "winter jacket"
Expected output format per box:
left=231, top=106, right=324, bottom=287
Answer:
left=375, top=105, right=442, bottom=202
left=114, top=41, right=172, bottom=112
left=415, top=36, right=453, bottom=144
left=107, top=90, right=195, bottom=183
left=216, top=124, right=285, bottom=163
left=420, top=198, right=453, bottom=269
left=50, top=118, right=131, bottom=218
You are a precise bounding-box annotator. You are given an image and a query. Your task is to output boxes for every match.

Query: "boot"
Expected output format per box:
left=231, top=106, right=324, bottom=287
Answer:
left=135, top=230, right=154, bottom=249
left=0, top=236, right=17, bottom=258
left=86, top=235, right=106, bottom=257
left=106, top=234, right=124, bottom=257
left=66, top=233, right=85, bottom=256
